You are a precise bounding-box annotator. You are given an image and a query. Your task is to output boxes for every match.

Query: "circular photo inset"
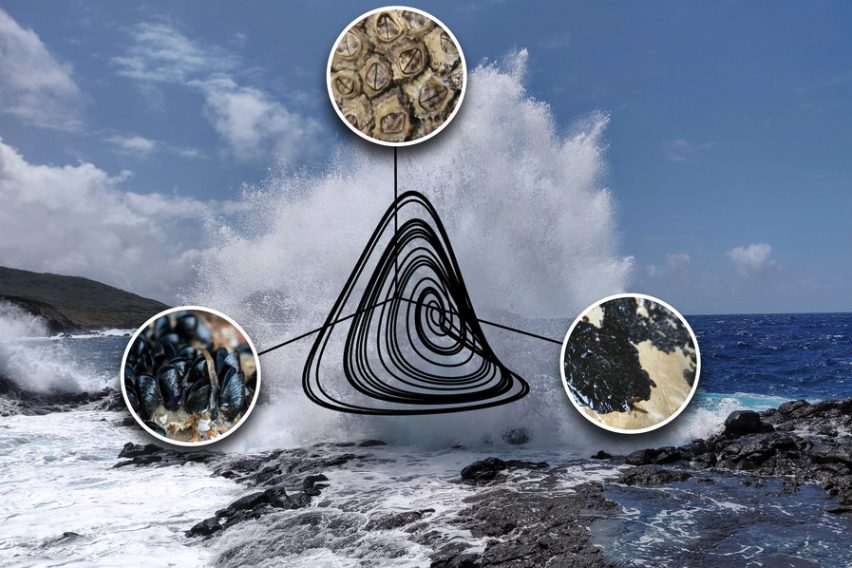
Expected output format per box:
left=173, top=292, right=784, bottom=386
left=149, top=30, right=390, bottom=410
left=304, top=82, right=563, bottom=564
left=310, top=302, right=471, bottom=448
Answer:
left=121, top=306, right=260, bottom=446
left=560, top=294, right=700, bottom=434
left=327, top=6, right=466, bottom=146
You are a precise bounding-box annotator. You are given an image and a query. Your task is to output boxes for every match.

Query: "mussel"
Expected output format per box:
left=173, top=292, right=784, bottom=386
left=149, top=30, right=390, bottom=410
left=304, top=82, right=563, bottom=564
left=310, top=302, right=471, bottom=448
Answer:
left=135, top=373, right=162, bottom=421
left=219, top=367, right=246, bottom=421
left=156, top=365, right=182, bottom=411
left=123, top=311, right=255, bottom=442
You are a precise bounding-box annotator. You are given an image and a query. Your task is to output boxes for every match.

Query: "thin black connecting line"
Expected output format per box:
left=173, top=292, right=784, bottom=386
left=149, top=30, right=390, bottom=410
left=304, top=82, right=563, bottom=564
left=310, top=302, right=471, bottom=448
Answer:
left=394, top=296, right=563, bottom=345
left=258, top=296, right=562, bottom=356
left=258, top=298, right=397, bottom=355
left=256, top=151, right=562, bottom=415
left=301, top=191, right=530, bottom=415
left=258, top=148, right=561, bottom=358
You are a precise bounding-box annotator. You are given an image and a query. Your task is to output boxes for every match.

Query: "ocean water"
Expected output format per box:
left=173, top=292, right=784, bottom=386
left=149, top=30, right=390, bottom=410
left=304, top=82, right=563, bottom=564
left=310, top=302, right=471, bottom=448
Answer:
left=691, top=312, right=851, bottom=402
left=0, top=312, right=849, bottom=566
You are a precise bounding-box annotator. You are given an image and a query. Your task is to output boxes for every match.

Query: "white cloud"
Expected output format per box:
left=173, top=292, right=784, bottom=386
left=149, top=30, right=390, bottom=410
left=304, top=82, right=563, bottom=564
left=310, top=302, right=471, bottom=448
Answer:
left=111, top=21, right=234, bottom=83
left=193, top=77, right=321, bottom=163
left=106, top=133, right=204, bottom=159
left=0, top=137, right=216, bottom=302
left=0, top=9, right=84, bottom=130
left=727, top=243, right=777, bottom=275
left=113, top=21, right=317, bottom=164
left=663, top=138, right=714, bottom=162
left=107, top=135, right=157, bottom=156
left=648, top=253, right=690, bottom=276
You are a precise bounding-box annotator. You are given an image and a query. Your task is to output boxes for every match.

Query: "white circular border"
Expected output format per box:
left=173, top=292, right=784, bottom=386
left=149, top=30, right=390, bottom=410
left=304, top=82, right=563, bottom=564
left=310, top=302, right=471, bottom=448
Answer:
left=326, top=5, right=468, bottom=147
left=120, top=305, right=262, bottom=447
left=559, top=293, right=702, bottom=435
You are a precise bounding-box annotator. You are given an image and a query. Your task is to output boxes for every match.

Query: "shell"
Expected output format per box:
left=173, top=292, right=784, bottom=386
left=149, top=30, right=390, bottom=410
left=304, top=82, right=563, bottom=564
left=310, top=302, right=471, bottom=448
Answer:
left=187, top=355, right=209, bottom=384
left=400, top=10, right=434, bottom=38
left=330, top=69, right=361, bottom=101
left=135, top=373, right=162, bottom=421
left=219, top=368, right=246, bottom=421
left=339, top=95, right=374, bottom=134
left=371, top=89, right=412, bottom=142
left=156, top=365, right=182, bottom=411
left=214, top=347, right=241, bottom=378
left=185, top=378, right=211, bottom=414
left=359, top=55, right=393, bottom=98
left=125, top=310, right=258, bottom=442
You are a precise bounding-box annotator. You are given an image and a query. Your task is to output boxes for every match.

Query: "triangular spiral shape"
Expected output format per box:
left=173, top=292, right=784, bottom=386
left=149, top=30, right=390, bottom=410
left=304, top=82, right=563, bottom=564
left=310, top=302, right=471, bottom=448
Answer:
left=302, top=191, right=529, bottom=415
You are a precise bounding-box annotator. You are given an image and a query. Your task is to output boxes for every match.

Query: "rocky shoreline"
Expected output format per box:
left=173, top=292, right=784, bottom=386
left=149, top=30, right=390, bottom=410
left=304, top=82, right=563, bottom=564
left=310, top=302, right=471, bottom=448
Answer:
left=0, top=375, right=121, bottom=416
left=111, top=398, right=851, bottom=567
left=616, top=399, right=852, bottom=513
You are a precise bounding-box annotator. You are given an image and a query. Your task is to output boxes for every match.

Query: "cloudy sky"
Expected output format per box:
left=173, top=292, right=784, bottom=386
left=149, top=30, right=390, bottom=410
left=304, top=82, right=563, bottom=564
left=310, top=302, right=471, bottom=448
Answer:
left=1, top=1, right=850, bottom=314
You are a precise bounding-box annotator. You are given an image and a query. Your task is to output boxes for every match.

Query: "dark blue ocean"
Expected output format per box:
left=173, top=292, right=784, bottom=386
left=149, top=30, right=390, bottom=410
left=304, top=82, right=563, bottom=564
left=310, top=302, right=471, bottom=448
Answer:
left=39, top=312, right=852, bottom=405
left=691, top=312, right=852, bottom=403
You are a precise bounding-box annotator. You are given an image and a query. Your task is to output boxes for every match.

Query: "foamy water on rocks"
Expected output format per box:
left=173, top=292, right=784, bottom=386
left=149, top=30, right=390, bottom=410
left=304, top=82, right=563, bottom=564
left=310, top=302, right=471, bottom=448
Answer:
left=0, top=410, right=244, bottom=566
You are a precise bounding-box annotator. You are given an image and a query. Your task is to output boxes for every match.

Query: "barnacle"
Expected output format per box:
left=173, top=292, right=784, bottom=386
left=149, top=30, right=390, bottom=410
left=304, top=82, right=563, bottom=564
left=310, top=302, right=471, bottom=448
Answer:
left=329, top=8, right=465, bottom=143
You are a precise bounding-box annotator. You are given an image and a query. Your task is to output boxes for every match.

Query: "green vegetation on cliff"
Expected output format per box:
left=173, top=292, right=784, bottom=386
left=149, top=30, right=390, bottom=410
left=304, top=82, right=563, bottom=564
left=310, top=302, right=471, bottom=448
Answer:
left=0, top=266, right=168, bottom=330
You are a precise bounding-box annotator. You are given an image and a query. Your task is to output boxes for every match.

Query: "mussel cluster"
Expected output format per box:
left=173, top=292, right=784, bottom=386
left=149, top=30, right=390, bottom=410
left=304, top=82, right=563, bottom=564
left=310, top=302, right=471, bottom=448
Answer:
left=329, top=8, right=464, bottom=142
left=124, top=311, right=257, bottom=442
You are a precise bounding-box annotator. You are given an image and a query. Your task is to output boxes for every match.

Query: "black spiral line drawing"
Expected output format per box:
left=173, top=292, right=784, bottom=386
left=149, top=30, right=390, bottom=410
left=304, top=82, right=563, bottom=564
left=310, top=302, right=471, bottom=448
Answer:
left=258, top=149, right=561, bottom=414
left=301, top=190, right=530, bottom=415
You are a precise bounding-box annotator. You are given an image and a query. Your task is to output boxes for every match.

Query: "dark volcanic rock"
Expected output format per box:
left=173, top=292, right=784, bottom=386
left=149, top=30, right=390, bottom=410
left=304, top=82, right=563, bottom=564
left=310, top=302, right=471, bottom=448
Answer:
left=430, top=551, right=480, bottom=568
left=302, top=473, right=329, bottom=496
left=501, top=427, right=530, bottom=445
left=625, top=446, right=685, bottom=465
left=433, top=477, right=617, bottom=568
left=619, top=465, right=692, bottom=486
left=724, top=410, right=773, bottom=436
left=366, top=508, right=435, bottom=531
left=0, top=375, right=117, bottom=416
left=616, top=399, right=852, bottom=511
left=186, top=476, right=330, bottom=538
left=168, top=444, right=385, bottom=539
left=186, top=516, right=223, bottom=538
left=459, top=457, right=549, bottom=486
left=591, top=450, right=612, bottom=460
left=115, top=442, right=214, bottom=468
left=43, top=531, right=83, bottom=547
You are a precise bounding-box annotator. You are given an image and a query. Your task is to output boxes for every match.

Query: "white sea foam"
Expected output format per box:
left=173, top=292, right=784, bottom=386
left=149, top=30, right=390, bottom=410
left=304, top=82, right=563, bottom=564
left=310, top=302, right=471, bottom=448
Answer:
left=187, top=52, right=633, bottom=452
left=0, top=301, right=49, bottom=339
left=0, top=301, right=105, bottom=392
left=0, top=410, right=243, bottom=566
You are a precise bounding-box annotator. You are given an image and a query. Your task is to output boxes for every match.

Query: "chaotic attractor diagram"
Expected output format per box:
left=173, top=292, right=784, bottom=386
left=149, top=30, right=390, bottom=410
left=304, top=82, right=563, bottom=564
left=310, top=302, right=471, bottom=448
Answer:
left=258, top=150, right=559, bottom=415
left=120, top=6, right=700, bottom=435
left=255, top=7, right=563, bottom=416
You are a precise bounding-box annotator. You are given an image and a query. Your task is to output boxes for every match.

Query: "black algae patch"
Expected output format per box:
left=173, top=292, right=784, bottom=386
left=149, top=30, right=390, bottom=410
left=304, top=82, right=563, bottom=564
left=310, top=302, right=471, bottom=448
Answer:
left=563, top=297, right=695, bottom=414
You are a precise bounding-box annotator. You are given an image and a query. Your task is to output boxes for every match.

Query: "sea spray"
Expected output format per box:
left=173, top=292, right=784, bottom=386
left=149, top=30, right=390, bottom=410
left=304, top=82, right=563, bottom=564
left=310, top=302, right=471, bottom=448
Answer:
left=188, top=51, right=635, bottom=452
left=0, top=301, right=106, bottom=393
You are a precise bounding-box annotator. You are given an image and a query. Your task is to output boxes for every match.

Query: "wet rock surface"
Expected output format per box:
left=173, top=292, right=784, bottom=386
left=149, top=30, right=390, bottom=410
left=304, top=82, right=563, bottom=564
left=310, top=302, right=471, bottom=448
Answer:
left=110, top=398, right=851, bottom=565
left=115, top=438, right=386, bottom=544
left=434, top=474, right=617, bottom=567
left=459, top=457, right=549, bottom=486
left=614, top=399, right=852, bottom=511
left=114, top=442, right=215, bottom=468
left=618, top=464, right=692, bottom=486
left=0, top=375, right=120, bottom=416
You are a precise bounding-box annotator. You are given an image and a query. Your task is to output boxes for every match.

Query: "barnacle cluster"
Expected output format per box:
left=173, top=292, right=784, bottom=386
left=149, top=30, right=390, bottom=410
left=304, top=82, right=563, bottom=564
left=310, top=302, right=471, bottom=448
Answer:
left=329, top=8, right=464, bottom=143
left=123, top=310, right=258, bottom=444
